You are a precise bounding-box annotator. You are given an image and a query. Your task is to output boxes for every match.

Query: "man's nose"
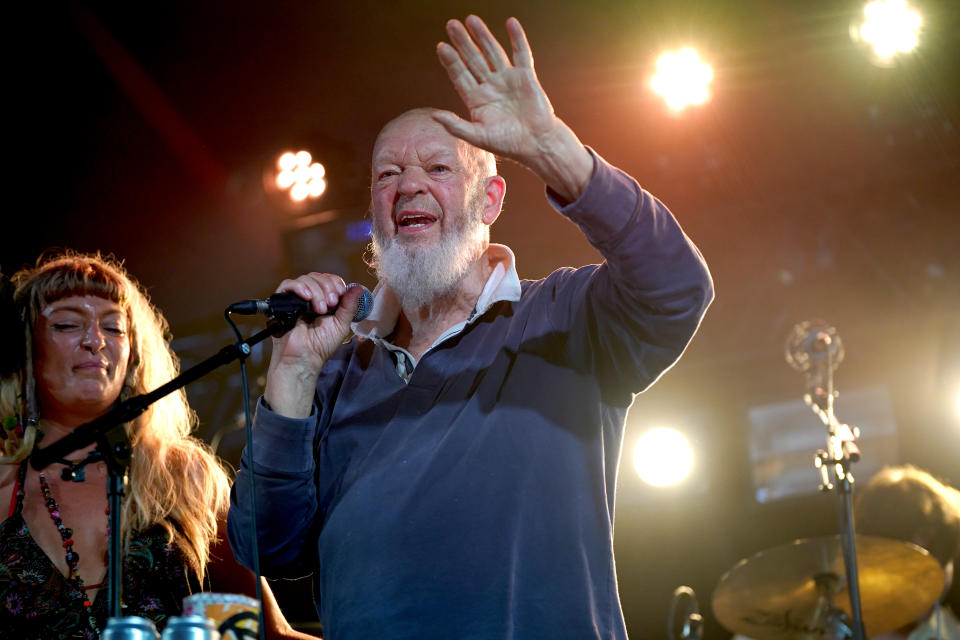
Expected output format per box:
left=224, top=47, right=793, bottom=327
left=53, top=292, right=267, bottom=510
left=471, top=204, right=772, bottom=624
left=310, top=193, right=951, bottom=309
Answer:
left=396, top=167, right=428, bottom=196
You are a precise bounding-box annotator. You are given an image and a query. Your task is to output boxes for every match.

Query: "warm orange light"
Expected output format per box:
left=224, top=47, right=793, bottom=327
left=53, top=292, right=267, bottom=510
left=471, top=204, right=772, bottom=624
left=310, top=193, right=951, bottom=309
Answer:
left=308, top=179, right=327, bottom=198
left=651, top=48, right=713, bottom=112
left=290, top=183, right=310, bottom=201
left=633, top=427, right=694, bottom=487
left=278, top=152, right=297, bottom=172
left=276, top=170, right=295, bottom=189
left=273, top=150, right=328, bottom=203
left=855, top=0, right=922, bottom=61
left=294, top=150, right=312, bottom=167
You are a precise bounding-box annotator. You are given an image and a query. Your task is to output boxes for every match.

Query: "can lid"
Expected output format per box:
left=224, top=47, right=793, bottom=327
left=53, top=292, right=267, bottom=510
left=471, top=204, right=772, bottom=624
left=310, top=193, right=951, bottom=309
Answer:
left=160, top=615, right=221, bottom=639
left=102, top=615, right=161, bottom=640
left=166, top=614, right=217, bottom=627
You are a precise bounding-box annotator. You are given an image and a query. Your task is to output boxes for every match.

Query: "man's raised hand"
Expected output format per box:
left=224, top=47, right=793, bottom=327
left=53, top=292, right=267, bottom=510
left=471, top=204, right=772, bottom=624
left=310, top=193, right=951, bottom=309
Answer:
left=432, top=16, right=593, bottom=202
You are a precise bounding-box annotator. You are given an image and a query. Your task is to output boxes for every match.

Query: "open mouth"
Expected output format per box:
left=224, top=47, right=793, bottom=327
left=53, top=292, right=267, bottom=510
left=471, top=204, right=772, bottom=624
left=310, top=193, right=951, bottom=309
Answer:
left=396, top=212, right=439, bottom=230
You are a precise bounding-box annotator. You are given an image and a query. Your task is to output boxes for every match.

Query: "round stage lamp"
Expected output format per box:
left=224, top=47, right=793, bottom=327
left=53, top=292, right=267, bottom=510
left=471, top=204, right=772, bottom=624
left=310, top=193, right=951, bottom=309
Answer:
left=633, top=427, right=694, bottom=487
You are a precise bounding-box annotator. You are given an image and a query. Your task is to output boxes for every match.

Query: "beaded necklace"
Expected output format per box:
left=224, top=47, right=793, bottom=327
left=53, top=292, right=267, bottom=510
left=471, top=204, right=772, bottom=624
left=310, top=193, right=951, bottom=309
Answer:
left=21, top=460, right=107, bottom=637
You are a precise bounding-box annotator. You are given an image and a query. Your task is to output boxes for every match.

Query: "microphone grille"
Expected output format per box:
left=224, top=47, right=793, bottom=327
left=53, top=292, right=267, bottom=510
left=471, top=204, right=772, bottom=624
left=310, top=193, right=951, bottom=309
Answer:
left=350, top=285, right=374, bottom=322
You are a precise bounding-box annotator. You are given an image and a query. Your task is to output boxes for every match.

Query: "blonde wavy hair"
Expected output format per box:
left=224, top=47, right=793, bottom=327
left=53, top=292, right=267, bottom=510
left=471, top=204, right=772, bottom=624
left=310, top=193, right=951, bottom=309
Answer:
left=0, top=251, right=230, bottom=578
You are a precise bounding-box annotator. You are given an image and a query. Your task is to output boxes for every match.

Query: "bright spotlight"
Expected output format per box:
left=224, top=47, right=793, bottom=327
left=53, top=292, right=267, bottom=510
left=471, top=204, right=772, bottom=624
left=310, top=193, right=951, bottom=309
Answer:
left=294, top=150, right=312, bottom=167
left=651, top=48, right=713, bottom=112
left=276, top=170, right=295, bottom=189
left=278, top=152, right=297, bottom=172
left=854, top=0, right=922, bottom=62
left=633, top=427, right=693, bottom=487
left=273, top=150, right=327, bottom=203
left=290, top=182, right=310, bottom=201
left=308, top=179, right=327, bottom=197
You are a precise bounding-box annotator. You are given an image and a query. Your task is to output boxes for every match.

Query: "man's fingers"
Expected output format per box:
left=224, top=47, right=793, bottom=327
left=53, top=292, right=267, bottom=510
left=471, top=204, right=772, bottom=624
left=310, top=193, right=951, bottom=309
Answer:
left=445, top=19, right=496, bottom=81
left=436, top=41, right=480, bottom=97
left=505, top=17, right=534, bottom=69
left=431, top=110, right=483, bottom=146
left=276, top=273, right=346, bottom=316
left=333, top=285, right=364, bottom=324
left=464, top=15, right=511, bottom=72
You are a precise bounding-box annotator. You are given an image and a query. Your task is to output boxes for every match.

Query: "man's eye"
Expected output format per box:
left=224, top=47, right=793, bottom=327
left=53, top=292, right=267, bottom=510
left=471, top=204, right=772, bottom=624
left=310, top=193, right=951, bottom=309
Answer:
left=377, top=170, right=397, bottom=181
left=430, top=165, right=449, bottom=173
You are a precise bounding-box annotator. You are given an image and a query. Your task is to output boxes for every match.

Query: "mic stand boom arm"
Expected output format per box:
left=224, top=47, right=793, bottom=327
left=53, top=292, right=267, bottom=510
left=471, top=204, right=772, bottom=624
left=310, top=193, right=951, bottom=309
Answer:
left=29, top=315, right=297, bottom=620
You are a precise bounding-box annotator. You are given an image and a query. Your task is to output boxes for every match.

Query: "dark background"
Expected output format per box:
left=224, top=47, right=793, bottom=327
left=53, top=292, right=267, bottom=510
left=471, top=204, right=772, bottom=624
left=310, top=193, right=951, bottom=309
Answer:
left=4, top=1, right=959, bottom=638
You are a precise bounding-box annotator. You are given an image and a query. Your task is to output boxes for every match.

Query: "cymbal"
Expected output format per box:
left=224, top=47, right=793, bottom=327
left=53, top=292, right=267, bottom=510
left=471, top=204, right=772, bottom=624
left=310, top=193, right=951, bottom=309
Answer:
left=712, top=535, right=943, bottom=640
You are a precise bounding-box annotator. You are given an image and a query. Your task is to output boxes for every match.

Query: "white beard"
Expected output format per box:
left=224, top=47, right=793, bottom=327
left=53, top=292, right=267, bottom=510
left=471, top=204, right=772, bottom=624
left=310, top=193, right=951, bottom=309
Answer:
left=370, top=192, right=487, bottom=310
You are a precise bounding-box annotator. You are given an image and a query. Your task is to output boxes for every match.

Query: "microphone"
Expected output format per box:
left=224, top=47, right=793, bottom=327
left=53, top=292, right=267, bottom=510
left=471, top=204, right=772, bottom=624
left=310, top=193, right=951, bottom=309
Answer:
left=784, top=319, right=844, bottom=382
left=227, top=284, right=373, bottom=322
left=785, top=320, right=854, bottom=437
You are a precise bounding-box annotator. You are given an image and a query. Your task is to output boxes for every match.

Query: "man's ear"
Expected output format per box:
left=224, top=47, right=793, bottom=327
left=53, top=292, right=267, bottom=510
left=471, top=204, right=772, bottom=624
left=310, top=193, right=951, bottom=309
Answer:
left=481, top=175, right=506, bottom=226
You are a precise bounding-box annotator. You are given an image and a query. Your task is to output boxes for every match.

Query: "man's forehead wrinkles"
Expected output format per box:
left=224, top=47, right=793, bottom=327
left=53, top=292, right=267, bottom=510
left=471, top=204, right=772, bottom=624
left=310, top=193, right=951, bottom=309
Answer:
left=374, top=142, right=463, bottom=167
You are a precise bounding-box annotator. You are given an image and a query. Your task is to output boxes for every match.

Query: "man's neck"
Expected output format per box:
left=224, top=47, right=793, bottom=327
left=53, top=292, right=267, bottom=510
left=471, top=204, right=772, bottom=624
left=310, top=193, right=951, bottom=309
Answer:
left=392, top=255, right=492, bottom=360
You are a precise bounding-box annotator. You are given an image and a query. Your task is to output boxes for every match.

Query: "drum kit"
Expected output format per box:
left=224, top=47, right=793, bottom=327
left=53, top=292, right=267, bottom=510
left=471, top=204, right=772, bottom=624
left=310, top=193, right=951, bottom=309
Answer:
left=704, top=322, right=947, bottom=640
left=711, top=534, right=944, bottom=639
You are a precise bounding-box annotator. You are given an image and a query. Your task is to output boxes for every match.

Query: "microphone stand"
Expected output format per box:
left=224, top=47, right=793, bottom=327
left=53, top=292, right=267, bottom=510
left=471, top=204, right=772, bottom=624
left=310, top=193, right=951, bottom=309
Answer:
left=30, top=315, right=297, bottom=622
left=795, top=329, right=865, bottom=640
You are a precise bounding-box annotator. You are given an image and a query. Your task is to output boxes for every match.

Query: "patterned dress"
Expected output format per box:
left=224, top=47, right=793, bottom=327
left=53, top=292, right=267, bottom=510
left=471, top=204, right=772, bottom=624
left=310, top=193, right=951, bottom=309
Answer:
left=0, top=462, right=203, bottom=639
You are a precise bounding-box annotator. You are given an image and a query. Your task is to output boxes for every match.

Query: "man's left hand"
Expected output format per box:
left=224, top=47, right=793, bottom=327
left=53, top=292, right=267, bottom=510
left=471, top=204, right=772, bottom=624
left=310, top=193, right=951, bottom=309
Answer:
left=434, top=15, right=593, bottom=203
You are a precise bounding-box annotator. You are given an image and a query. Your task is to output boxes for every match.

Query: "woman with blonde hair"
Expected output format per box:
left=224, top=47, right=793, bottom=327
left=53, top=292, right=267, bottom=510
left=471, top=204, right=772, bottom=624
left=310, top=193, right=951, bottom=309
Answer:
left=0, top=251, right=316, bottom=639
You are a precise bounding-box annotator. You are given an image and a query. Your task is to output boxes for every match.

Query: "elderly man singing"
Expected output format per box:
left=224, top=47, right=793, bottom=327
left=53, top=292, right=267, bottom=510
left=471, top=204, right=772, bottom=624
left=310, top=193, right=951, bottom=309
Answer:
left=229, top=15, right=713, bottom=640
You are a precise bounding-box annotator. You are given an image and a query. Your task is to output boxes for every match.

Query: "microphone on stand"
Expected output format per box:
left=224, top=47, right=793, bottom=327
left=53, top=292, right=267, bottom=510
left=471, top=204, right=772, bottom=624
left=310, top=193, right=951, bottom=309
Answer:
left=784, top=320, right=844, bottom=387
left=784, top=320, right=867, bottom=640
left=785, top=319, right=845, bottom=413
left=227, top=284, right=373, bottom=322
left=785, top=319, right=859, bottom=463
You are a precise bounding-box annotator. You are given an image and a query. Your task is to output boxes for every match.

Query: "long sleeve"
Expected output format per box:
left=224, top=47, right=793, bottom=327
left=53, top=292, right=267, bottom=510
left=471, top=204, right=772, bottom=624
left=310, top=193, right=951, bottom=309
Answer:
left=538, top=148, right=714, bottom=397
left=227, top=400, right=321, bottom=578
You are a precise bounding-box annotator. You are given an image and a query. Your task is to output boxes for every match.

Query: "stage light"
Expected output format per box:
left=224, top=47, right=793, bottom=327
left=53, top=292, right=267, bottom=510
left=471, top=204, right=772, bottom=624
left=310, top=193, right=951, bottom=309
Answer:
left=651, top=48, right=713, bottom=112
left=278, top=152, right=297, bottom=172
left=273, top=149, right=327, bottom=203
left=853, top=0, right=922, bottom=62
left=633, top=427, right=694, bottom=487
left=308, top=179, right=327, bottom=197
left=290, top=182, right=310, bottom=202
